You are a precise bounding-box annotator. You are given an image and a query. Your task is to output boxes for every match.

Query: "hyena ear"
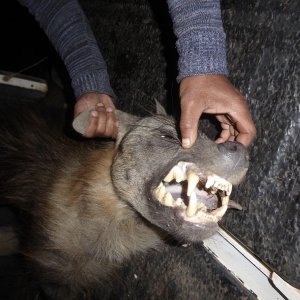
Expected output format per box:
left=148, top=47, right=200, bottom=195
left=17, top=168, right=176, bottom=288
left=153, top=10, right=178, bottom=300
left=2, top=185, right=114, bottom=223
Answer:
left=72, top=109, right=140, bottom=144
left=115, top=110, right=140, bottom=146
left=155, top=99, right=167, bottom=116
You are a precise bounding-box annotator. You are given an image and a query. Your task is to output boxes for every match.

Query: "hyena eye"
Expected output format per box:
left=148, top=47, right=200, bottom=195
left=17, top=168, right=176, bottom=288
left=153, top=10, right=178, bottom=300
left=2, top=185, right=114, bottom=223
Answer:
left=159, top=133, right=178, bottom=143
left=160, top=134, right=174, bottom=140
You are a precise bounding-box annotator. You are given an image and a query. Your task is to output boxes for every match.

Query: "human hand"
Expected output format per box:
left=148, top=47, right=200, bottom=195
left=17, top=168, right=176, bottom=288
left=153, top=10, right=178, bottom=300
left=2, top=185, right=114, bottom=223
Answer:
left=74, top=92, right=118, bottom=138
left=179, top=75, right=256, bottom=148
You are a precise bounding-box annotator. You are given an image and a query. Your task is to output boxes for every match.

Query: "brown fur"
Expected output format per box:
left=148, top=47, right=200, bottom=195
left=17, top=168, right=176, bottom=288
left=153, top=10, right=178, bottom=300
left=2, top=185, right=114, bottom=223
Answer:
left=0, top=103, right=248, bottom=299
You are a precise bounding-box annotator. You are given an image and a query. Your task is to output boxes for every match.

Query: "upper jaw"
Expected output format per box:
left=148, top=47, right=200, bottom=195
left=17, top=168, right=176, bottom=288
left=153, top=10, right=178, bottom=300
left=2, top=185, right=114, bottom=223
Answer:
left=152, top=161, right=233, bottom=224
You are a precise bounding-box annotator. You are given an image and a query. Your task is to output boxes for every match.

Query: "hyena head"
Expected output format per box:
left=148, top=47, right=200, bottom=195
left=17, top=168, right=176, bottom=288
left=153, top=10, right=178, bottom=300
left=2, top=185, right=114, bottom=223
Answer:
left=111, top=110, right=249, bottom=242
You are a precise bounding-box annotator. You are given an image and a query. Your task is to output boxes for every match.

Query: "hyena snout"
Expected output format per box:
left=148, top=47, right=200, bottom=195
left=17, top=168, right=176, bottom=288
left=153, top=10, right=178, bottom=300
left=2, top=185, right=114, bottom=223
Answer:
left=217, top=141, right=249, bottom=167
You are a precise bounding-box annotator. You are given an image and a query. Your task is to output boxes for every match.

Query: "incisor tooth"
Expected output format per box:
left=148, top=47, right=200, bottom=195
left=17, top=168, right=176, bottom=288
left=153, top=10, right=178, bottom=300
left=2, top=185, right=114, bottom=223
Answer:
left=175, top=198, right=184, bottom=207
left=186, top=191, right=198, bottom=217
left=197, top=210, right=218, bottom=222
left=187, top=172, right=200, bottom=196
left=163, top=192, right=174, bottom=206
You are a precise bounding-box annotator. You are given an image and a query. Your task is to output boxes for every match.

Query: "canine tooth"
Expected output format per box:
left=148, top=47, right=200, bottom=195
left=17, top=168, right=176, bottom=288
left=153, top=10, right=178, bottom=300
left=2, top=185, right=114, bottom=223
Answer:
left=210, top=204, right=228, bottom=219
left=227, top=184, right=232, bottom=196
left=197, top=203, right=207, bottom=212
left=186, top=191, right=198, bottom=217
left=205, top=175, right=214, bottom=189
left=187, top=172, right=200, bottom=196
left=222, top=195, right=230, bottom=206
left=163, top=192, right=174, bottom=206
left=174, top=166, right=185, bottom=182
left=164, top=171, right=174, bottom=183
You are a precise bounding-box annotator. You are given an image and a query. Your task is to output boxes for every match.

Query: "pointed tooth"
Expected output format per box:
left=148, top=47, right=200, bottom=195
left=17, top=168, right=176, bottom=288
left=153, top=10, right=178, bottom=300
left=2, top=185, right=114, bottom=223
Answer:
left=187, top=172, right=200, bottom=196
left=175, top=198, right=184, bottom=207
left=173, top=166, right=185, bottom=182
left=163, top=192, right=174, bottom=207
left=186, top=191, right=198, bottom=217
left=197, top=203, right=207, bottom=212
left=210, top=204, right=228, bottom=220
left=205, top=175, right=214, bottom=189
left=154, top=187, right=160, bottom=200
left=164, top=170, right=174, bottom=183
left=157, top=185, right=166, bottom=200
left=211, top=188, right=217, bottom=195
left=227, top=184, right=232, bottom=196
left=222, top=195, right=229, bottom=206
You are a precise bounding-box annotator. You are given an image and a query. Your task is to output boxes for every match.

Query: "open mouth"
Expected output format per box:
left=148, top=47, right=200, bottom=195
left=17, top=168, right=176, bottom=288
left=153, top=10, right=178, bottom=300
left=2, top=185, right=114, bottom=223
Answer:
left=153, top=161, right=238, bottom=224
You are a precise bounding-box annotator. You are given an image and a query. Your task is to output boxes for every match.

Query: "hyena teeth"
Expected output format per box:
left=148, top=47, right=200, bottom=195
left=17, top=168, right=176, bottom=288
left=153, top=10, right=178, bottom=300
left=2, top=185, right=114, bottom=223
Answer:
left=186, top=191, right=198, bottom=217
left=205, top=174, right=232, bottom=196
left=174, top=166, right=185, bottom=183
left=205, top=175, right=215, bottom=189
left=197, top=203, right=207, bottom=212
left=197, top=211, right=218, bottom=222
left=175, top=198, right=185, bottom=207
left=227, top=184, right=232, bottom=196
left=163, top=192, right=174, bottom=207
left=210, top=204, right=228, bottom=219
left=156, top=163, right=234, bottom=223
left=187, top=172, right=199, bottom=197
left=222, top=195, right=230, bottom=206
left=155, top=185, right=166, bottom=201
left=164, top=171, right=174, bottom=183
left=211, top=188, right=217, bottom=195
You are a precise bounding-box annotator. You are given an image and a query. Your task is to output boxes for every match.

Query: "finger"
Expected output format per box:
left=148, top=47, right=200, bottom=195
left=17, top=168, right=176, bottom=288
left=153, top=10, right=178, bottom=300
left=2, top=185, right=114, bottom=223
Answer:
left=232, top=114, right=256, bottom=147
left=217, top=110, right=256, bottom=147
left=103, top=107, right=116, bottom=137
left=215, top=127, right=231, bottom=144
left=84, top=110, right=98, bottom=137
left=180, top=101, right=203, bottom=148
left=229, top=124, right=235, bottom=137
left=95, top=106, right=107, bottom=136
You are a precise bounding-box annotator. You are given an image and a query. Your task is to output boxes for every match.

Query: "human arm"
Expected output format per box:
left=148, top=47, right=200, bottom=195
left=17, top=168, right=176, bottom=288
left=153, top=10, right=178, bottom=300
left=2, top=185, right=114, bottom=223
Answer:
left=18, top=0, right=118, bottom=138
left=167, top=0, right=256, bottom=148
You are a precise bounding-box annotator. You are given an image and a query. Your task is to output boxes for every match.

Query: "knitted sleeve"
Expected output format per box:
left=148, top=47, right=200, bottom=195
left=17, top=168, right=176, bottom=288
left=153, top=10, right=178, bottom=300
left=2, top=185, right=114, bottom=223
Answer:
left=18, top=0, right=115, bottom=99
left=167, top=0, right=228, bottom=82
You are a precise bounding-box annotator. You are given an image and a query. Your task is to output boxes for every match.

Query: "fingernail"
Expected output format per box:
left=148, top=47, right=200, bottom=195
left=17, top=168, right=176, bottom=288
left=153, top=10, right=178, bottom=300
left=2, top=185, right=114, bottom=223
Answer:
left=97, top=103, right=104, bottom=107
left=182, top=138, right=191, bottom=147
left=106, top=107, right=113, bottom=113
left=91, top=110, right=98, bottom=117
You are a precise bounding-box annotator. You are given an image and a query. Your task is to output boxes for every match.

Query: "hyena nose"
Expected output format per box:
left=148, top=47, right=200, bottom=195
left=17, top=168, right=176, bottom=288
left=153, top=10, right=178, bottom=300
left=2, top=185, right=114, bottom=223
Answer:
left=217, top=141, right=249, bottom=165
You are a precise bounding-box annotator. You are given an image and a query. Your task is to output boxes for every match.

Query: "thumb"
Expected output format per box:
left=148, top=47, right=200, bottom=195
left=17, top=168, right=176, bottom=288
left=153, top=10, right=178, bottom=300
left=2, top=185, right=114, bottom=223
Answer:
left=180, top=103, right=202, bottom=149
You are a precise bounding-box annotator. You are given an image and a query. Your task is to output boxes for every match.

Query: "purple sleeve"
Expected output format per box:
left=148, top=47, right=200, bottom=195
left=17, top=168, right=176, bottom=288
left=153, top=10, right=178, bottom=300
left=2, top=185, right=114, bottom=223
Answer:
left=167, top=0, right=228, bottom=82
left=18, top=0, right=115, bottom=99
